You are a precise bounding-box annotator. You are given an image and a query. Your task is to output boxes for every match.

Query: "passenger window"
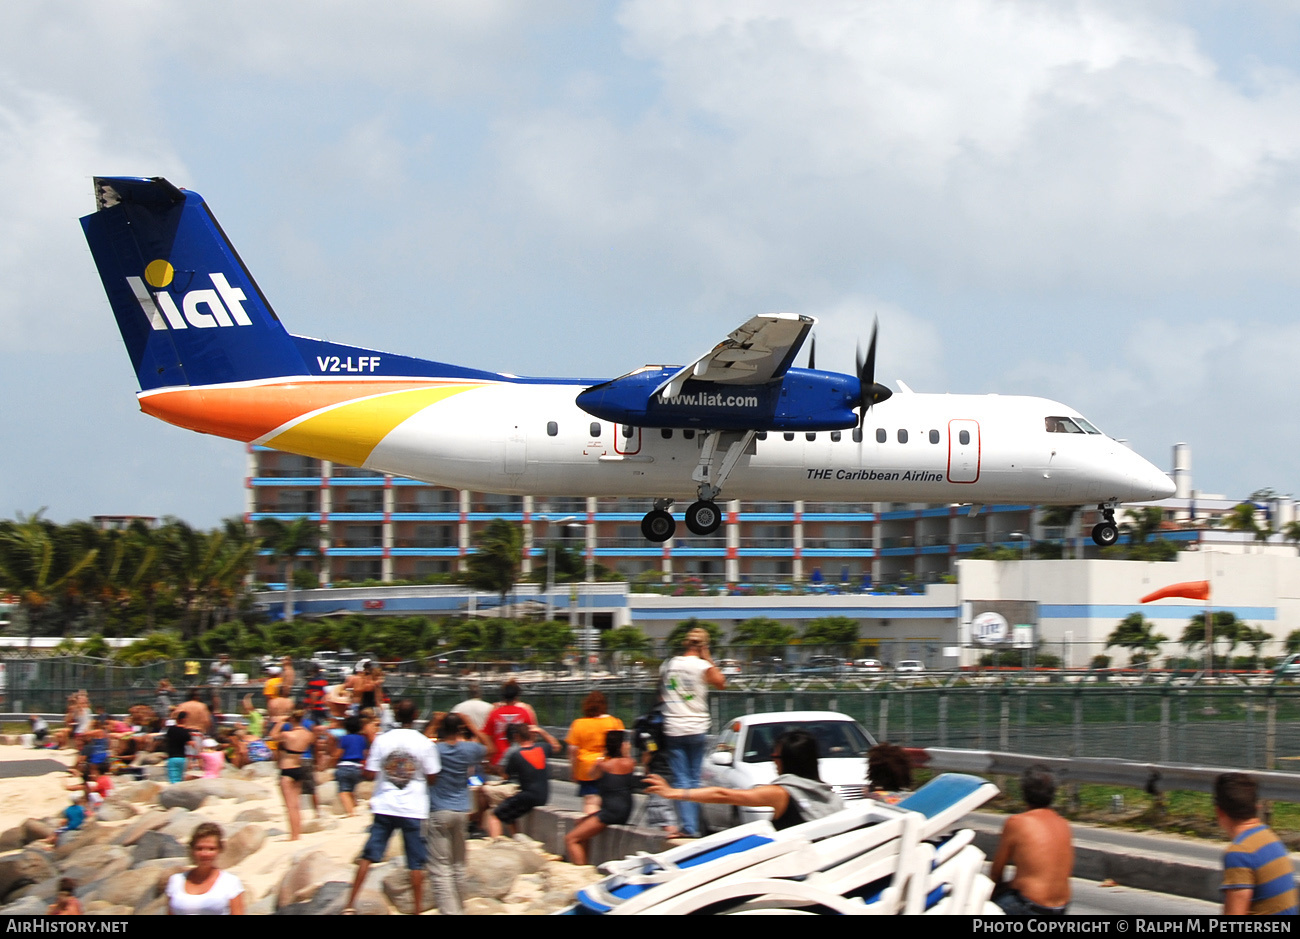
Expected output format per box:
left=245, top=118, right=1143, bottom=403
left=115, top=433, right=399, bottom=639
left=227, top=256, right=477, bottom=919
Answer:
left=830, top=431, right=841, bottom=443
left=622, top=424, right=633, bottom=438
left=852, top=428, right=863, bottom=443
left=546, top=421, right=558, bottom=437
left=661, top=428, right=673, bottom=439
left=783, top=432, right=795, bottom=441
left=959, top=430, right=970, bottom=445
left=876, top=428, right=886, bottom=444
left=806, top=432, right=816, bottom=442
left=683, top=429, right=695, bottom=440
left=589, top=422, right=601, bottom=437
left=897, top=429, right=908, bottom=444
left=756, top=431, right=768, bottom=440
left=929, top=429, right=940, bottom=444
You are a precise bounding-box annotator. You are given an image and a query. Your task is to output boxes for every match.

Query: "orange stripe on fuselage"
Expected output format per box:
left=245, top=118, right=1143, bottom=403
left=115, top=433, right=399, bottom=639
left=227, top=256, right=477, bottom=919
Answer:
left=138, top=381, right=458, bottom=442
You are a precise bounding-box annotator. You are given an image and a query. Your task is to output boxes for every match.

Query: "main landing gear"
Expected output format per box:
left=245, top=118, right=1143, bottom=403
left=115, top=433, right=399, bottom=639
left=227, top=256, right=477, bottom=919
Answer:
left=1091, top=504, right=1119, bottom=547
left=639, top=429, right=756, bottom=542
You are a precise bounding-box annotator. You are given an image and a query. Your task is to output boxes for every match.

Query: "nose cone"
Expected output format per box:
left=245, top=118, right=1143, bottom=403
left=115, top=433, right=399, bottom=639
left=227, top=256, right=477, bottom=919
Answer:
left=1131, top=456, right=1176, bottom=502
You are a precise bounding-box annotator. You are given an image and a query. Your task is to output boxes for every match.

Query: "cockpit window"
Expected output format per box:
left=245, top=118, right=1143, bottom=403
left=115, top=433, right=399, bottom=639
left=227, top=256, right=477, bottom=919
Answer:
left=1044, top=416, right=1085, bottom=434
left=1074, top=417, right=1102, bottom=435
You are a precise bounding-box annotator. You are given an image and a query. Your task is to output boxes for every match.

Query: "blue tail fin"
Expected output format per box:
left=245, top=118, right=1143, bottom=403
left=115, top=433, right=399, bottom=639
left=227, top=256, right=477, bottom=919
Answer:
left=81, top=177, right=308, bottom=390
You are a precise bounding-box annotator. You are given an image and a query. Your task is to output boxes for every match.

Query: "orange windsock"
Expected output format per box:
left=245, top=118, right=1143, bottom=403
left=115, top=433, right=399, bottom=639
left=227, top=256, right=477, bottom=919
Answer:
left=1140, top=580, right=1210, bottom=603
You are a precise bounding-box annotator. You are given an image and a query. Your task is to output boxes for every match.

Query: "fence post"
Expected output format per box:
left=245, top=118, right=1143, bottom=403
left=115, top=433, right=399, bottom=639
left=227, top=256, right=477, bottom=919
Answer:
left=938, top=691, right=948, bottom=748
left=999, top=690, right=1010, bottom=752
left=1266, top=690, right=1277, bottom=772
left=879, top=695, right=890, bottom=742
left=1245, top=689, right=1255, bottom=769
left=1072, top=690, right=1082, bottom=758
left=977, top=690, right=986, bottom=750
left=1159, top=691, right=1170, bottom=764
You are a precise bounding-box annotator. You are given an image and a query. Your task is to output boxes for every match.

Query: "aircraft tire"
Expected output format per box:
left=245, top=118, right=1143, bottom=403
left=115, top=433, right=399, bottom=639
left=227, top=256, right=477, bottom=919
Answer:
left=685, top=500, right=723, bottom=536
left=642, top=510, right=676, bottom=543
left=1091, top=522, right=1118, bottom=547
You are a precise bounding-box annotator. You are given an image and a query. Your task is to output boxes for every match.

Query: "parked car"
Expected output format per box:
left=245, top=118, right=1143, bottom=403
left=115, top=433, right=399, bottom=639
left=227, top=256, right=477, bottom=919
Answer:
left=1275, top=654, right=1300, bottom=679
left=894, top=660, right=926, bottom=674
left=800, top=655, right=849, bottom=676
left=717, top=659, right=743, bottom=677
left=852, top=658, right=883, bottom=673
left=699, top=711, right=877, bottom=831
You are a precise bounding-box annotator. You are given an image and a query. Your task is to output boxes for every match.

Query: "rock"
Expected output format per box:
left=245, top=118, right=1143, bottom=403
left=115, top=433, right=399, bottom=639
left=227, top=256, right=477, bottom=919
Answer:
left=0, top=895, right=48, bottom=915
left=115, top=781, right=162, bottom=804
left=276, top=849, right=353, bottom=908
left=131, top=831, right=185, bottom=865
left=0, top=829, right=24, bottom=852
left=88, top=867, right=159, bottom=909
left=381, top=867, right=437, bottom=915
left=503, top=872, right=545, bottom=906
left=300, top=817, right=336, bottom=834
left=354, top=780, right=374, bottom=802
left=110, top=810, right=171, bottom=846
left=0, top=849, right=57, bottom=899
left=9, top=874, right=59, bottom=904
left=498, top=837, right=547, bottom=874
left=239, top=761, right=278, bottom=779
left=247, top=893, right=277, bottom=915
left=351, top=889, right=390, bottom=915
left=314, top=780, right=338, bottom=807
left=234, top=807, right=273, bottom=823
left=84, top=900, right=132, bottom=915
left=95, top=800, right=136, bottom=822
left=159, top=813, right=205, bottom=843
left=464, top=843, right=526, bottom=900
left=543, top=860, right=602, bottom=899
left=464, top=897, right=506, bottom=915
left=21, top=819, right=53, bottom=845
left=135, top=894, right=168, bottom=916
left=275, top=880, right=350, bottom=915
left=60, top=844, right=132, bottom=886
left=529, top=889, right=579, bottom=914
left=217, top=824, right=265, bottom=868
left=52, top=822, right=113, bottom=859
left=158, top=784, right=210, bottom=812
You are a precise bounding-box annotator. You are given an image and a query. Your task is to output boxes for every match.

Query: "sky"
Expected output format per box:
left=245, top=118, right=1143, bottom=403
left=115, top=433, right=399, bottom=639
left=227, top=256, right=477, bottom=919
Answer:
left=3, top=0, right=1300, bottom=527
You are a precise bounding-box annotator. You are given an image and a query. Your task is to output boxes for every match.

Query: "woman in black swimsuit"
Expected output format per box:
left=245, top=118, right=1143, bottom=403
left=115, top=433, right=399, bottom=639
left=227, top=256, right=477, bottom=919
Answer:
left=646, top=729, right=844, bottom=832
left=565, top=730, right=635, bottom=866
left=271, top=710, right=315, bottom=841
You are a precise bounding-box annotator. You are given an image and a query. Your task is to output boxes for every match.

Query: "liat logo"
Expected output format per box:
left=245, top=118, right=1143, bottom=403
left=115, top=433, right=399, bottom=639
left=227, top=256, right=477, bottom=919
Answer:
left=126, top=261, right=252, bottom=330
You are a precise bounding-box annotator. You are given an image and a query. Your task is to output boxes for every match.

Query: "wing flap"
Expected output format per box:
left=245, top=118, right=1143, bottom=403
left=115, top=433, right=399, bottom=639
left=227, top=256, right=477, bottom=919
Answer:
left=656, top=312, right=814, bottom=398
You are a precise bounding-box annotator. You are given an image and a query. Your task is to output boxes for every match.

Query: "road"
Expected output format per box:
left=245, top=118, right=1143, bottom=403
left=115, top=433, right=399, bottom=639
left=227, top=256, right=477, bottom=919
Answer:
left=547, top=779, right=1224, bottom=915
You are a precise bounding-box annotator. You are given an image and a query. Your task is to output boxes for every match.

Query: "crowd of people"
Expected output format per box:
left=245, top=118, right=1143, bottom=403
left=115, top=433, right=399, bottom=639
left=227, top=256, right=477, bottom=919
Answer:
left=29, top=635, right=1299, bottom=918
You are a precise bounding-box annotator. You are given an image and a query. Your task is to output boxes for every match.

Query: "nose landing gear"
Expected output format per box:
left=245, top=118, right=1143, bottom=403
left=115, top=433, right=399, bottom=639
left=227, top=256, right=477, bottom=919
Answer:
left=1091, top=504, right=1119, bottom=547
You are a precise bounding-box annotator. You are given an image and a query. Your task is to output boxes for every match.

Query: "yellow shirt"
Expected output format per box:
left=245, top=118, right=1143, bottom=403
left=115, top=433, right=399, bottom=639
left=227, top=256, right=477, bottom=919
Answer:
left=567, top=715, right=625, bottom=781
left=263, top=676, right=283, bottom=699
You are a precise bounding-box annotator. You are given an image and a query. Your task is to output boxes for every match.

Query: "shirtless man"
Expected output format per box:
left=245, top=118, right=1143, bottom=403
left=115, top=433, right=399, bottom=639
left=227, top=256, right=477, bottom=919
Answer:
left=989, top=765, right=1073, bottom=915
left=171, top=689, right=213, bottom=736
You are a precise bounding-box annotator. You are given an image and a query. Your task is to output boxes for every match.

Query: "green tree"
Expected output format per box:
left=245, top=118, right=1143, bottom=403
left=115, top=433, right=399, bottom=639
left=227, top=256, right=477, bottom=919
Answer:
left=0, top=511, right=99, bottom=639
left=1105, top=612, right=1167, bottom=664
left=1223, top=503, right=1266, bottom=541
left=1180, top=611, right=1242, bottom=661
left=257, top=517, right=320, bottom=624
left=1286, top=629, right=1300, bottom=655
left=1236, top=625, right=1273, bottom=666
left=730, top=617, right=796, bottom=656
left=465, top=520, right=524, bottom=616
left=1121, top=507, right=1164, bottom=546
left=602, top=625, right=651, bottom=653
left=802, top=616, right=859, bottom=646
left=114, top=631, right=184, bottom=665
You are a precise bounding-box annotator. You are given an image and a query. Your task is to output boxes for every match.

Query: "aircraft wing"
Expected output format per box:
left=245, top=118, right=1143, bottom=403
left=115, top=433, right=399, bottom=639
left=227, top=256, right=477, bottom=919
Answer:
left=655, top=312, right=815, bottom=400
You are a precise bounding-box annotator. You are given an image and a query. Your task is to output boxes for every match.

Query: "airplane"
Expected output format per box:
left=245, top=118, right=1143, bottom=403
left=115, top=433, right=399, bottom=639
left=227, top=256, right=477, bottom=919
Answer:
left=80, top=176, right=1175, bottom=549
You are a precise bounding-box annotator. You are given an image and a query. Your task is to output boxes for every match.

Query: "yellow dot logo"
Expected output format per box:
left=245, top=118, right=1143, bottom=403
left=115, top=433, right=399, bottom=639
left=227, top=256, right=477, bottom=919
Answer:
left=144, top=259, right=174, bottom=288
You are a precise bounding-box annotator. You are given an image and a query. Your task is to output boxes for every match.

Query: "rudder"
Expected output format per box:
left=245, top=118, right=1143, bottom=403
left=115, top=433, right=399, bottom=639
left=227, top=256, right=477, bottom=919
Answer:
left=81, top=176, right=307, bottom=390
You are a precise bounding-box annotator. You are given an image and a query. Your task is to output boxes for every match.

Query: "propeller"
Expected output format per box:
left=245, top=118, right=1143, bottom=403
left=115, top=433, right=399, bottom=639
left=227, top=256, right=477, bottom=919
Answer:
left=854, top=318, right=893, bottom=428
left=807, top=333, right=816, bottom=370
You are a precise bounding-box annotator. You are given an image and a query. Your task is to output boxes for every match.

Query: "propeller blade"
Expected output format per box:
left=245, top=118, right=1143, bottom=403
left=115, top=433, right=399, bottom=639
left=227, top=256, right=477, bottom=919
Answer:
left=854, top=317, right=891, bottom=426
left=808, top=333, right=816, bottom=371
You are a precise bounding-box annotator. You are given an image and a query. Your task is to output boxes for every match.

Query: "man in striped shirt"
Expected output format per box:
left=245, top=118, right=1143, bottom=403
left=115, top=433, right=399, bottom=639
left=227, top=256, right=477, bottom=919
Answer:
left=1215, top=773, right=1299, bottom=915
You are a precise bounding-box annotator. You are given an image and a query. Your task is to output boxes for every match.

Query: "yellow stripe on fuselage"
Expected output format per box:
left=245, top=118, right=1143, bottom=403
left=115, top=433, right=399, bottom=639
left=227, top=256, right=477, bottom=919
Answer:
left=266, top=384, right=479, bottom=467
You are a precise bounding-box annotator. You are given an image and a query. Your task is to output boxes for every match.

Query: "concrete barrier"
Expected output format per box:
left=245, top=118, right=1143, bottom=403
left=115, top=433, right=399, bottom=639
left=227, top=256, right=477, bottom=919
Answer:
left=517, top=805, right=669, bottom=867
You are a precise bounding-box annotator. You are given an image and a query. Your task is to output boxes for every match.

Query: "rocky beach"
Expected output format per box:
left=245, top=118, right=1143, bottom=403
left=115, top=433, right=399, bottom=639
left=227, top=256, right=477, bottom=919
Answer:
left=0, top=744, right=602, bottom=914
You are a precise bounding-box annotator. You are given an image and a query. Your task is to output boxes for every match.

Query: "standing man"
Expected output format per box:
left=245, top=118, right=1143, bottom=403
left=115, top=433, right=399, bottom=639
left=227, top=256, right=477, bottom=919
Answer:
left=1215, top=773, right=1299, bottom=915
left=659, top=627, right=725, bottom=839
left=483, top=681, right=537, bottom=767
left=171, top=689, right=213, bottom=737
left=989, top=765, right=1074, bottom=915
left=344, top=700, right=440, bottom=916
left=450, top=682, right=493, bottom=733
left=208, top=654, right=233, bottom=718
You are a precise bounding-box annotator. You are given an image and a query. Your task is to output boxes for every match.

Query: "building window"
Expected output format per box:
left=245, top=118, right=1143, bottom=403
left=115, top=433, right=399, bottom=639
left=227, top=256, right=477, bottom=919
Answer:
left=589, top=422, right=601, bottom=437
left=546, top=421, right=558, bottom=437
left=929, top=429, right=940, bottom=444
left=897, top=429, right=908, bottom=444
left=959, top=430, right=970, bottom=445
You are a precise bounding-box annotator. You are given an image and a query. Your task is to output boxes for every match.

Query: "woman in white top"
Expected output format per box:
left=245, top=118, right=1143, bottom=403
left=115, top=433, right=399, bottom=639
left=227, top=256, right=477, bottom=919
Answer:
left=166, top=822, right=244, bottom=915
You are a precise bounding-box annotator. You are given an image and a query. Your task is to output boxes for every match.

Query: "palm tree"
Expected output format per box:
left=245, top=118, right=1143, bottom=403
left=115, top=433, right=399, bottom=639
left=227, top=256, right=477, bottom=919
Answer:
left=1105, top=612, right=1167, bottom=665
left=464, top=520, right=524, bottom=617
left=1223, top=503, right=1265, bottom=541
left=258, top=518, right=321, bottom=624
left=0, top=512, right=99, bottom=640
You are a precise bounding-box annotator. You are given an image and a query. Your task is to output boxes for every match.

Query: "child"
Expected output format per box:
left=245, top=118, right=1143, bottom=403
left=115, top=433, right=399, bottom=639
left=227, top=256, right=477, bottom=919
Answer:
left=47, top=878, right=82, bottom=915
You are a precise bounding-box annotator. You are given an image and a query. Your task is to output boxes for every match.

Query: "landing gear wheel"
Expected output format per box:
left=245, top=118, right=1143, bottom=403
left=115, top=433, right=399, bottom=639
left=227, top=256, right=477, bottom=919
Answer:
left=685, top=500, right=722, bottom=535
left=1092, top=522, right=1118, bottom=547
left=641, top=510, right=676, bottom=543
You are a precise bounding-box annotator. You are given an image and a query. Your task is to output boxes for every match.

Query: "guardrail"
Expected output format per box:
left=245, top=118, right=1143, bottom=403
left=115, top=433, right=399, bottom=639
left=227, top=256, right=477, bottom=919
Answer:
left=915, top=747, right=1300, bottom=802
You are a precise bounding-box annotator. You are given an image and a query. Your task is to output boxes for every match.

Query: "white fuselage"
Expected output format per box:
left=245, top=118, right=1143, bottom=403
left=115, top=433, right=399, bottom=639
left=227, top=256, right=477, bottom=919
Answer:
left=358, top=382, right=1174, bottom=506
